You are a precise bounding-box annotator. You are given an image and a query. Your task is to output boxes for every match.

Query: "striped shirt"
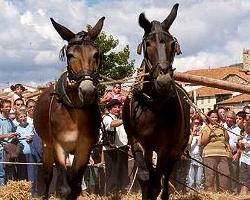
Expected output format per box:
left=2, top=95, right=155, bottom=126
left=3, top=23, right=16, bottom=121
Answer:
left=202, top=125, right=230, bottom=158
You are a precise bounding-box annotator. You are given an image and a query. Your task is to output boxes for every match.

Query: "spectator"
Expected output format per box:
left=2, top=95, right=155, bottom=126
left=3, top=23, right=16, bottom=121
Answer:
left=186, top=114, right=204, bottom=190
left=102, top=99, right=129, bottom=194
left=217, top=107, right=226, bottom=125
left=101, top=83, right=126, bottom=104
left=15, top=109, right=36, bottom=194
left=201, top=109, right=231, bottom=192
left=238, top=121, right=250, bottom=195
left=243, top=106, right=250, bottom=122
left=12, top=98, right=25, bottom=126
left=224, top=110, right=241, bottom=194
left=0, top=99, right=19, bottom=185
left=13, top=98, right=25, bottom=111
left=26, top=99, right=36, bottom=125
left=10, top=84, right=26, bottom=106
left=236, top=111, right=247, bottom=136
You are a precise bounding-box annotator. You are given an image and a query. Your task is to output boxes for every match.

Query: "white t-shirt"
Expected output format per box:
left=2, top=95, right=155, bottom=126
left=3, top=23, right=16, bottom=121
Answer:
left=223, top=123, right=241, bottom=152
left=102, top=113, right=128, bottom=150
left=240, top=135, right=250, bottom=165
left=189, top=135, right=202, bottom=165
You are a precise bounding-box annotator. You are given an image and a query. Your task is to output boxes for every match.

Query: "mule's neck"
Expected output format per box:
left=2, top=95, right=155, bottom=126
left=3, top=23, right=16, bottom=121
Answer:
left=65, top=85, right=81, bottom=106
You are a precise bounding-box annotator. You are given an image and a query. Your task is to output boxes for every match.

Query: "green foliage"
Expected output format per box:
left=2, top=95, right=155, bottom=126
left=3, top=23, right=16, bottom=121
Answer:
left=87, top=24, right=135, bottom=80
left=96, top=34, right=135, bottom=80
left=87, top=25, right=135, bottom=100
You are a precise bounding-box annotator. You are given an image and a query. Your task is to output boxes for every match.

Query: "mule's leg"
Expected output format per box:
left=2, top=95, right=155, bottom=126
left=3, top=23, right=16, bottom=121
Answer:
left=161, top=160, right=175, bottom=200
left=145, top=150, right=162, bottom=200
left=42, top=143, right=54, bottom=200
left=131, top=141, right=150, bottom=200
left=53, top=142, right=70, bottom=200
left=67, top=139, right=93, bottom=200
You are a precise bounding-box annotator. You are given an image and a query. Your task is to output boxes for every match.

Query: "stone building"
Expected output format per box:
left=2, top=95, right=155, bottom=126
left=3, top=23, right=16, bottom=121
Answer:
left=181, top=50, right=250, bottom=113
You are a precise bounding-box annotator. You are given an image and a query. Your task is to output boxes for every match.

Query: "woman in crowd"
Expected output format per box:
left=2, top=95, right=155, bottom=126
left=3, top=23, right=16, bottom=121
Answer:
left=186, top=114, right=204, bottom=190
left=201, top=109, right=231, bottom=192
left=238, top=121, right=250, bottom=195
left=101, top=83, right=126, bottom=104
left=10, top=84, right=26, bottom=107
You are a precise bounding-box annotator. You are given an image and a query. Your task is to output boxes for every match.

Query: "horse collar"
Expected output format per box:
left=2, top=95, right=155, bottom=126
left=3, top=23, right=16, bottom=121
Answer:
left=54, top=72, right=84, bottom=108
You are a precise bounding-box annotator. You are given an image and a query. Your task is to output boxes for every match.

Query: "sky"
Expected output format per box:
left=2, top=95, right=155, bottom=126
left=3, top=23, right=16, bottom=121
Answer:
left=1, top=0, right=250, bottom=88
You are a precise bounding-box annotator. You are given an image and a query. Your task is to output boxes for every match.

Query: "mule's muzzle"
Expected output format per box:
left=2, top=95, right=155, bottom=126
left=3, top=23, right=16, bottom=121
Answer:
left=78, top=80, right=97, bottom=104
left=155, top=74, right=173, bottom=94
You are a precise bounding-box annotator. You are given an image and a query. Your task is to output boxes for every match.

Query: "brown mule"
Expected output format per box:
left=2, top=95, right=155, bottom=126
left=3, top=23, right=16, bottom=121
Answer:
left=33, top=17, right=105, bottom=200
left=122, top=4, right=190, bottom=200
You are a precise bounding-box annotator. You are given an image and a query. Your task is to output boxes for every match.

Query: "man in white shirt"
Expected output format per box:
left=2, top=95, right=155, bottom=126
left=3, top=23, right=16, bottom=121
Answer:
left=102, top=99, right=128, bottom=194
left=224, top=110, right=241, bottom=194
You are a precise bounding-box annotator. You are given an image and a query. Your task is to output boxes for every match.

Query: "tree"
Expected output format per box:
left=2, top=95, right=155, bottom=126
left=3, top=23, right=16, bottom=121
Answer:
left=87, top=25, right=135, bottom=80
left=87, top=25, right=135, bottom=100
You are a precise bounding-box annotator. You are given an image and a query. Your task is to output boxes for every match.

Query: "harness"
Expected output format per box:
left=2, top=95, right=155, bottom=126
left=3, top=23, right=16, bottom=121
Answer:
left=59, top=31, right=102, bottom=88
left=137, top=21, right=180, bottom=77
left=50, top=31, right=103, bottom=109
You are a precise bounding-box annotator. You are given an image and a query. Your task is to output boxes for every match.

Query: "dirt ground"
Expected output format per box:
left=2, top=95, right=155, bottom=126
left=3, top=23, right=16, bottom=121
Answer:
left=0, top=180, right=250, bottom=200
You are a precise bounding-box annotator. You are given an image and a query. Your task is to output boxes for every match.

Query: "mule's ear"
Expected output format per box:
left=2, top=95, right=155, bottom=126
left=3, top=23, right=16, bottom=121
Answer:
left=139, top=13, right=151, bottom=35
left=161, top=3, right=179, bottom=30
left=50, top=18, right=75, bottom=42
left=87, top=17, right=105, bottom=40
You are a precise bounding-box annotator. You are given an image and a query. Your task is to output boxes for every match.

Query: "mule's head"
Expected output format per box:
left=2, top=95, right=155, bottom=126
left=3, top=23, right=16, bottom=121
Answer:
left=51, top=17, right=105, bottom=104
left=139, top=4, right=181, bottom=94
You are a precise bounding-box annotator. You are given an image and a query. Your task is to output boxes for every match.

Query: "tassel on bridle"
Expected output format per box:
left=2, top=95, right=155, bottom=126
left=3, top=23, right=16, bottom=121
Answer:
left=59, top=45, right=67, bottom=62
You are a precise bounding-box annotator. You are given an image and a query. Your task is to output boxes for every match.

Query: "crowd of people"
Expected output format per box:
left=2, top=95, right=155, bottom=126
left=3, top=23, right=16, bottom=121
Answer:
left=184, top=106, right=250, bottom=195
left=0, top=84, right=42, bottom=196
left=1, top=82, right=250, bottom=197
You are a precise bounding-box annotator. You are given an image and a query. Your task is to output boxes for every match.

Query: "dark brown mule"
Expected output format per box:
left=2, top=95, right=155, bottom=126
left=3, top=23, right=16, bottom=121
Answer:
left=123, top=4, right=190, bottom=200
left=33, top=17, right=105, bottom=200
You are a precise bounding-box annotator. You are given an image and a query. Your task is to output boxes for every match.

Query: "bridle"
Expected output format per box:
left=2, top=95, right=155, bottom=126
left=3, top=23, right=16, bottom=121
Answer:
left=139, top=22, right=180, bottom=77
left=65, top=32, right=102, bottom=87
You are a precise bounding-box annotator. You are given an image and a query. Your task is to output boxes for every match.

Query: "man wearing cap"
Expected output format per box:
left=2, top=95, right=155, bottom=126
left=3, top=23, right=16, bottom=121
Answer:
left=102, top=99, right=128, bottom=194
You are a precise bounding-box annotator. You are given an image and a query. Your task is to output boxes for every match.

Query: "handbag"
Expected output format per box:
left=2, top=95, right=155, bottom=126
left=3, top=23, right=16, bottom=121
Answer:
left=3, top=138, right=22, bottom=164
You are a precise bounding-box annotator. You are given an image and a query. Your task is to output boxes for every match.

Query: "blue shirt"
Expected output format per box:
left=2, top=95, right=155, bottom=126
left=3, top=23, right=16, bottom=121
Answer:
left=16, top=123, right=34, bottom=154
left=0, top=114, right=15, bottom=150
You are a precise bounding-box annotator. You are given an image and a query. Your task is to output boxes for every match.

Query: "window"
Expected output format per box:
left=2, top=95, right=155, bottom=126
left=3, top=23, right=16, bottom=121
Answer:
left=200, top=97, right=204, bottom=104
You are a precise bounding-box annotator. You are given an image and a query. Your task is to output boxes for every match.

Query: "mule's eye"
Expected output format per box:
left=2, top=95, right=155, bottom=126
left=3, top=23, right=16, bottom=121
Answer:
left=93, top=52, right=100, bottom=60
left=171, top=41, right=176, bottom=50
left=67, top=53, right=74, bottom=60
left=146, top=41, right=150, bottom=47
